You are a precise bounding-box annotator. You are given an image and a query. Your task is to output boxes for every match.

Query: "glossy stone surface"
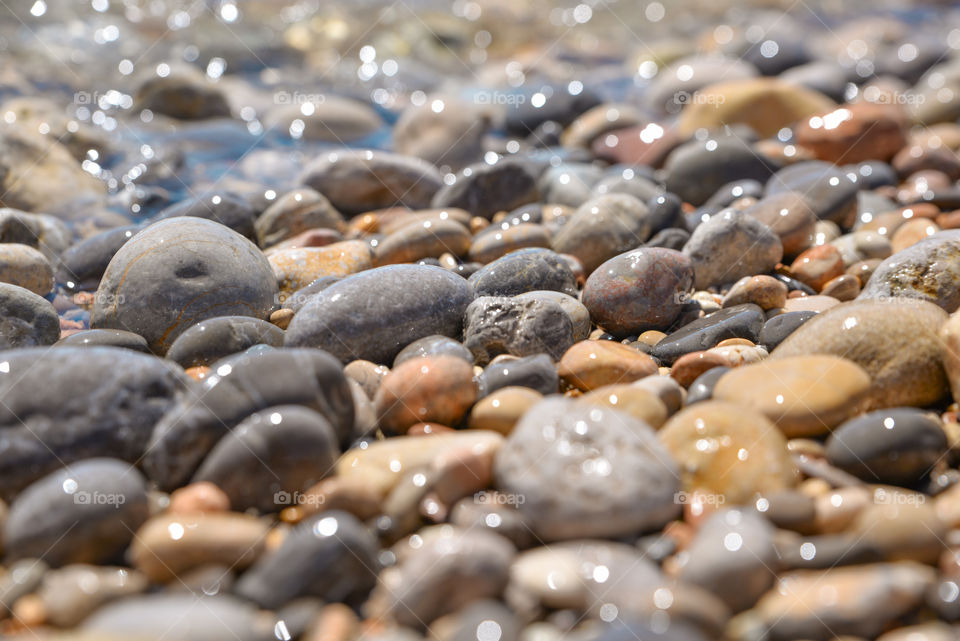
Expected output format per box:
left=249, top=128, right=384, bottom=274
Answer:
left=166, top=315, right=284, bottom=368
left=468, top=248, right=578, bottom=298
left=652, top=304, right=766, bottom=365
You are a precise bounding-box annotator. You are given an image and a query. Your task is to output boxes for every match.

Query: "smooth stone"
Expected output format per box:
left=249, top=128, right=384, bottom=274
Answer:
left=758, top=311, right=816, bottom=350
left=0, top=208, right=72, bottom=263
left=286, top=276, right=340, bottom=312
left=166, top=316, right=284, bottom=368
left=235, top=511, right=379, bottom=609
left=820, top=274, right=861, bottom=301
left=851, top=496, right=947, bottom=563
left=0, top=347, right=188, bottom=500
left=143, top=348, right=353, bottom=490
left=831, top=232, right=891, bottom=267
left=733, top=562, right=935, bottom=641
left=266, top=94, right=382, bottom=142
left=431, top=160, right=539, bottom=220
left=772, top=299, right=949, bottom=410
left=374, top=219, right=472, bottom=267
left=780, top=61, right=850, bottom=102
left=677, top=509, right=779, bottom=612
left=393, top=97, right=487, bottom=170
left=652, top=304, right=766, bottom=365
left=269, top=240, right=373, bottom=301
left=795, top=102, right=908, bottom=164
left=91, top=217, right=277, bottom=354
left=713, top=355, right=870, bottom=437
left=551, top=194, right=652, bottom=275
left=494, top=398, right=680, bottom=540
left=670, top=351, right=732, bottom=388
left=859, top=230, right=960, bottom=312
left=890, top=218, right=941, bottom=253
left=468, top=386, right=543, bottom=435
left=644, top=55, right=758, bottom=115
left=38, top=564, right=149, bottom=627
left=583, top=248, right=694, bottom=336
left=449, top=493, right=534, bottom=549
left=660, top=401, right=797, bottom=504
left=56, top=225, right=139, bottom=292
left=560, top=103, right=646, bottom=148
left=876, top=623, right=960, bottom=641
left=468, top=248, right=578, bottom=298
left=4, top=458, right=149, bottom=566
left=191, top=405, right=339, bottom=512
left=394, top=335, right=472, bottom=368
left=463, top=296, right=574, bottom=366
left=664, top=137, right=778, bottom=207
left=82, top=593, right=274, bottom=641
left=255, top=188, right=344, bottom=248
left=684, top=366, right=731, bottom=405
left=0, top=283, right=60, bottom=349
left=722, top=275, right=787, bottom=310
left=264, top=228, right=344, bottom=254
left=479, top=354, right=558, bottom=396
left=285, top=265, right=473, bottom=364
left=514, top=291, right=591, bottom=341
left=367, top=526, right=513, bottom=628
left=0, top=243, right=53, bottom=295
left=168, top=481, right=230, bottom=514
left=684, top=210, right=783, bottom=289
left=469, top=223, right=551, bottom=264
left=577, top=384, right=669, bottom=429
left=539, top=163, right=603, bottom=207
left=374, top=356, right=478, bottom=434
left=505, top=84, right=602, bottom=135
left=591, top=122, right=682, bottom=169
left=942, top=312, right=960, bottom=403
left=826, top=408, right=948, bottom=486
left=558, top=340, right=658, bottom=391
left=344, top=360, right=389, bottom=400
left=299, top=150, right=443, bottom=216
left=153, top=191, right=257, bottom=239
left=133, top=69, right=229, bottom=118
left=436, top=600, right=520, bottom=641
left=790, top=244, right=845, bottom=292
left=782, top=294, right=840, bottom=314
left=766, top=161, right=860, bottom=227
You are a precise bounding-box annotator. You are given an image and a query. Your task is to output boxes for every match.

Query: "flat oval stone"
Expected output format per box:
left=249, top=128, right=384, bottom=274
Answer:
left=766, top=161, right=860, bottom=227
left=652, top=304, right=766, bottom=365
left=299, top=150, right=443, bottom=215
left=713, top=355, right=871, bottom=437
left=479, top=353, right=558, bottom=396
left=660, top=401, right=798, bottom=504
left=5, top=458, right=149, bottom=566
left=91, top=217, right=278, bottom=354
left=494, top=398, right=680, bottom=540
left=468, top=248, right=578, bottom=298
left=583, top=248, right=694, bottom=337
left=192, top=405, right=339, bottom=512
left=795, top=102, right=908, bottom=164
left=269, top=240, right=373, bottom=301
left=153, top=191, right=257, bottom=239
left=558, top=340, right=659, bottom=391
left=285, top=265, right=473, bottom=364
left=826, top=408, right=948, bottom=485
left=684, top=366, right=731, bottom=405
left=38, top=564, right=149, bottom=627
left=463, top=296, right=574, bottom=366
left=374, top=355, right=478, bottom=434
left=55, top=328, right=149, bottom=352
left=683, top=210, right=783, bottom=289
left=722, top=275, right=787, bottom=310
left=758, top=310, right=816, bottom=350
left=859, top=230, right=960, bottom=312
left=374, top=218, right=472, bottom=266
left=393, top=334, right=472, bottom=367
left=0, top=282, right=59, bottom=349
left=255, top=187, right=344, bottom=248
left=514, top=290, right=591, bottom=341
left=431, top=159, right=539, bottom=220
left=469, top=223, right=551, bottom=264
left=0, top=243, right=53, bottom=294
left=665, top=136, right=778, bottom=207
left=790, top=244, right=845, bottom=292
left=578, top=384, right=669, bottom=429
left=772, top=299, right=949, bottom=410
left=56, top=225, right=139, bottom=292
left=166, top=316, right=284, bottom=368
left=468, top=386, right=543, bottom=434
left=0, top=347, right=189, bottom=500
left=551, top=194, right=652, bottom=275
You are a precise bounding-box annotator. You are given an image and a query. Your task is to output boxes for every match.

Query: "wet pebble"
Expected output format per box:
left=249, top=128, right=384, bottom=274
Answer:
left=255, top=187, right=344, bottom=248
left=859, top=230, right=960, bottom=312
left=374, top=355, right=478, bottom=434
left=468, top=248, right=578, bottom=298
left=468, top=386, right=543, bottom=434
left=722, top=275, right=787, bottom=310
left=514, top=290, right=591, bottom=341
left=269, top=240, right=373, bottom=301
left=551, top=194, right=652, bottom=275
left=479, top=353, right=559, bottom=396
left=0, top=243, right=53, bottom=295
left=557, top=339, right=658, bottom=391
left=757, top=310, right=816, bottom=349
left=166, top=315, right=284, bottom=368
left=463, top=296, right=574, bottom=365
left=55, top=328, right=149, bottom=352
left=789, top=244, right=845, bottom=291
left=432, top=159, right=539, bottom=220
left=652, top=304, right=766, bottom=365
left=683, top=210, right=783, bottom=289
left=469, top=223, right=551, bottom=264
left=37, top=564, right=149, bottom=627
left=374, top=218, right=472, bottom=267
left=0, top=283, right=60, bottom=349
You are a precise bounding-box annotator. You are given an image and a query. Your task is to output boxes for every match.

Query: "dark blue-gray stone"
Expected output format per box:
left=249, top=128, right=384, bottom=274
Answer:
left=651, top=304, right=765, bottom=365
left=479, top=354, right=559, bottom=396
left=166, top=315, right=284, bottom=368
left=55, top=328, right=150, bottom=352
left=468, top=248, right=578, bottom=298
left=759, top=311, right=817, bottom=350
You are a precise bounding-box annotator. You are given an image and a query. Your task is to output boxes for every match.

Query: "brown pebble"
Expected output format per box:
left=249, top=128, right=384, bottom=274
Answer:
left=558, top=340, right=659, bottom=391
left=468, top=387, right=542, bottom=435
left=184, top=365, right=211, bottom=382
left=637, top=330, right=667, bottom=346
left=374, top=356, right=478, bottom=434
left=890, top=218, right=940, bottom=253
left=11, top=593, right=45, bottom=628
left=168, top=481, right=231, bottom=514
left=670, top=350, right=728, bottom=388
left=270, top=308, right=295, bottom=329
left=790, top=244, right=845, bottom=291
left=297, top=476, right=383, bottom=521
left=722, top=274, right=788, bottom=310
left=303, top=603, right=360, bottom=641
left=820, top=274, right=860, bottom=301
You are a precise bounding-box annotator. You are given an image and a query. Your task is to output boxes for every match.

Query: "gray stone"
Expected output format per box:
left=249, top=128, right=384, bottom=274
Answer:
left=859, top=230, right=960, bottom=312
left=683, top=210, right=783, bottom=289
left=431, top=159, right=540, bottom=220
left=463, top=296, right=574, bottom=366
left=468, top=248, right=578, bottom=298
left=255, top=187, right=344, bottom=248
left=393, top=334, right=473, bottom=368
left=665, top=137, right=778, bottom=207
left=0, top=283, right=59, bottom=349
left=551, top=193, right=652, bottom=275
left=166, top=315, right=285, bottom=368
left=56, top=225, right=139, bottom=292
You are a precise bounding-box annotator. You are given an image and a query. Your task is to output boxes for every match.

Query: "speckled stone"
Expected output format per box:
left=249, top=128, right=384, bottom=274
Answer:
left=254, top=187, right=344, bottom=248
left=859, top=230, right=960, bottom=312
left=268, top=240, right=373, bottom=302
left=463, top=296, right=574, bottom=366
left=514, top=290, right=591, bottom=341
left=582, top=248, right=694, bottom=337
left=374, top=355, right=478, bottom=434
left=374, top=218, right=472, bottom=266
left=713, top=355, right=871, bottom=437
left=551, top=194, right=652, bottom=275
left=91, top=217, right=278, bottom=354
left=165, top=316, right=284, bottom=368
left=469, top=223, right=551, bottom=264
left=285, top=265, right=473, bottom=364
left=0, top=243, right=53, bottom=294
left=684, top=210, right=783, bottom=289
left=722, top=275, right=788, bottom=310
left=468, top=248, right=578, bottom=298
left=773, top=299, right=950, bottom=410
left=652, top=304, right=766, bottom=365
left=0, top=282, right=60, bottom=349
left=558, top=340, right=659, bottom=391
left=494, top=398, right=680, bottom=540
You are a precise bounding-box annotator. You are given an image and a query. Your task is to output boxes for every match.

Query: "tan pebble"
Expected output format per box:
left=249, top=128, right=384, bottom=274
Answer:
left=846, top=259, right=881, bottom=282
left=716, top=337, right=754, bottom=347
left=783, top=294, right=840, bottom=313
left=798, top=478, right=832, bottom=498
left=795, top=101, right=908, bottom=164
left=820, top=274, right=860, bottom=301
left=303, top=603, right=360, bottom=641
left=577, top=384, right=669, bottom=428
left=670, top=350, right=728, bottom=388
left=374, top=356, right=478, bottom=434
left=632, top=374, right=685, bottom=415
left=407, top=422, right=456, bottom=436
left=269, top=240, right=372, bottom=301
left=890, top=218, right=940, bottom=253
left=470, top=217, right=489, bottom=234
left=11, top=593, right=45, bottom=628
left=297, top=476, right=383, bottom=521
left=270, top=308, right=295, bottom=329
left=344, top=360, right=390, bottom=400
left=557, top=340, right=658, bottom=391
left=787, top=438, right=826, bottom=458
left=168, top=481, right=230, bottom=514
left=0, top=243, right=54, bottom=295
left=790, top=244, right=845, bottom=291
left=814, top=486, right=870, bottom=533
left=637, top=330, right=667, bottom=346
left=722, top=275, right=787, bottom=310
left=468, top=386, right=542, bottom=434
left=705, top=344, right=768, bottom=367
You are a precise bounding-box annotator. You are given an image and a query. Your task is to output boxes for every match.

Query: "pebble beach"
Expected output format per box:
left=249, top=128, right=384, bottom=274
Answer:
left=3, top=0, right=960, bottom=639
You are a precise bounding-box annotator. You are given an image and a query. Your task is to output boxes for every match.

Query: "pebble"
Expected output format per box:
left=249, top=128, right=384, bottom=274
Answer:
left=789, top=244, right=845, bottom=291
left=773, top=299, right=950, bottom=410
left=670, top=350, right=732, bottom=388
left=165, top=315, right=284, bottom=368
left=514, top=291, right=591, bottom=341
left=285, top=265, right=473, bottom=364
left=56, top=225, right=139, bottom=292
left=0, top=283, right=60, bottom=349
left=38, top=564, right=149, bottom=627
left=393, top=97, right=487, bottom=170
left=560, top=103, right=646, bottom=148
left=684, top=366, right=731, bottom=405
left=468, top=248, right=578, bottom=298
left=551, top=194, right=652, bottom=275
left=374, top=218, right=472, bottom=266
left=393, top=335, right=473, bottom=367
left=722, top=275, right=787, bottom=310
left=832, top=230, right=893, bottom=265
left=766, top=161, right=860, bottom=227
left=299, top=150, right=443, bottom=215
left=683, top=210, right=783, bottom=289
left=557, top=340, right=658, bottom=391
left=153, top=191, right=258, bottom=239
left=660, top=401, right=798, bottom=505
left=269, top=240, right=373, bottom=301
left=890, top=218, right=941, bottom=253
left=578, top=384, right=669, bottom=429
left=479, top=354, right=559, bottom=396
left=852, top=495, right=947, bottom=564
left=644, top=55, right=758, bottom=115
left=91, top=217, right=277, bottom=354
left=664, top=136, right=778, bottom=207
left=235, top=511, right=379, bottom=610
left=795, top=102, right=908, bottom=163
left=54, top=328, right=150, bottom=352
left=168, top=481, right=231, bottom=514
left=0, top=208, right=71, bottom=264
left=4, top=458, right=149, bottom=566
left=582, top=248, right=694, bottom=336
left=782, top=293, right=840, bottom=314
left=463, top=296, right=574, bottom=366
left=820, top=274, right=861, bottom=300
left=757, top=310, right=816, bottom=349
left=432, top=159, right=540, bottom=220
left=859, top=230, right=960, bottom=312
left=344, top=360, right=390, bottom=400
left=374, top=355, right=478, bottom=434
left=469, top=224, right=551, bottom=264
left=254, top=188, right=344, bottom=248
left=652, top=304, right=766, bottom=365
left=0, top=243, right=53, bottom=294
left=826, top=408, right=948, bottom=486
left=713, top=354, right=871, bottom=437
left=468, top=386, right=543, bottom=434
